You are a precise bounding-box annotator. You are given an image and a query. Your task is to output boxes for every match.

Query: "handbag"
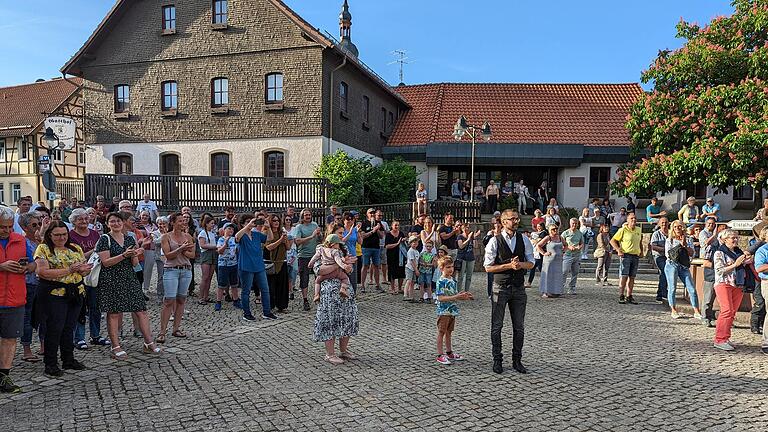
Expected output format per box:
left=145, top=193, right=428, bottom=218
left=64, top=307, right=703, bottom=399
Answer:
left=84, top=234, right=110, bottom=287
left=264, top=260, right=277, bottom=275
left=453, top=259, right=464, bottom=272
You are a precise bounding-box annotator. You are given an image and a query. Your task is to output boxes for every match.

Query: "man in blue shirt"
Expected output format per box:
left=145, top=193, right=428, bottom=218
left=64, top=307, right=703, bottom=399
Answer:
left=646, top=196, right=666, bottom=223
left=235, top=216, right=276, bottom=322
left=753, top=237, right=768, bottom=355
left=701, top=197, right=721, bottom=221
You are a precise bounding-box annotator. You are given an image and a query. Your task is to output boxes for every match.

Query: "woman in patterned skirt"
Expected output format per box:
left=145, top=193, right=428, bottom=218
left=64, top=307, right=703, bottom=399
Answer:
left=96, top=212, right=161, bottom=359
left=314, top=223, right=359, bottom=365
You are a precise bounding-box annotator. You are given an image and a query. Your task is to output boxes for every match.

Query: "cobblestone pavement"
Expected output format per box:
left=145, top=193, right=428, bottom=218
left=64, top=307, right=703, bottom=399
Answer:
left=1, top=272, right=767, bottom=431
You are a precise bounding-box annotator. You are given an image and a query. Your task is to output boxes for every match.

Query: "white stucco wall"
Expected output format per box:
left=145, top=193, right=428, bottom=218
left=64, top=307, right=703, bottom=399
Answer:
left=557, top=163, right=624, bottom=211
left=323, top=138, right=383, bottom=165
left=86, top=136, right=325, bottom=177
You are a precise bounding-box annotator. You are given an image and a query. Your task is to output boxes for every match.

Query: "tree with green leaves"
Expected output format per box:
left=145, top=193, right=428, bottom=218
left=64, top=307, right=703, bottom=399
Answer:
left=314, top=150, right=420, bottom=206
left=613, top=0, right=768, bottom=208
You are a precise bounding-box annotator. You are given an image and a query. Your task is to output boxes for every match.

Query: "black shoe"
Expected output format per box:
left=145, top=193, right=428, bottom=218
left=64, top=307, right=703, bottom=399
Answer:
left=0, top=374, right=21, bottom=393
left=241, top=314, right=257, bottom=323
left=262, top=313, right=279, bottom=320
left=752, top=327, right=762, bottom=335
left=289, top=293, right=295, bottom=300
left=707, top=320, right=716, bottom=328
left=762, top=346, right=768, bottom=355
left=655, top=297, right=664, bottom=304
left=44, top=366, right=64, bottom=377
left=62, top=360, right=86, bottom=371
left=626, top=295, right=638, bottom=305
left=225, top=294, right=233, bottom=302
left=303, top=299, right=311, bottom=311
left=512, top=359, right=528, bottom=374
left=492, top=360, right=503, bottom=374
left=618, top=295, right=626, bottom=304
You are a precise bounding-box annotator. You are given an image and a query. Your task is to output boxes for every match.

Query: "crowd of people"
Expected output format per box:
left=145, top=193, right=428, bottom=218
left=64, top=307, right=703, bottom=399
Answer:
left=1, top=191, right=766, bottom=394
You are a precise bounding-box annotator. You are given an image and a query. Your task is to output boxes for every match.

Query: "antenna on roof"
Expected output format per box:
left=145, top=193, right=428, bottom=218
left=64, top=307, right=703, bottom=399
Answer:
left=388, top=50, right=412, bottom=86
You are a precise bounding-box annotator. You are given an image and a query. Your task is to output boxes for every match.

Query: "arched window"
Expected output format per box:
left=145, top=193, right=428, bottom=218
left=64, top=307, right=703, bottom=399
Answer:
left=160, top=153, right=180, bottom=175
left=114, top=154, right=133, bottom=175
left=210, top=152, right=230, bottom=177
left=264, top=150, right=285, bottom=178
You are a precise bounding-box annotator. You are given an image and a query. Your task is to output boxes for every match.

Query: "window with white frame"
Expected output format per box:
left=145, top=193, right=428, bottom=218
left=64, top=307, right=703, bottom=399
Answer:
left=78, top=147, right=86, bottom=165
left=11, top=183, right=21, bottom=204
left=0, top=184, right=5, bottom=205
left=51, top=149, right=63, bottom=162
left=0, top=139, right=5, bottom=162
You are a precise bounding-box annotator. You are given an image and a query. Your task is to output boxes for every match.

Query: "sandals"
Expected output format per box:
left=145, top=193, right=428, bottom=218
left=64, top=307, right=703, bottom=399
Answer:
left=75, top=340, right=89, bottom=350
left=172, top=330, right=187, bottom=338
left=324, top=355, right=344, bottom=365
left=110, top=345, right=128, bottom=360
left=155, top=334, right=166, bottom=344
left=197, top=300, right=208, bottom=305
left=143, top=342, right=162, bottom=354
left=22, top=354, right=40, bottom=363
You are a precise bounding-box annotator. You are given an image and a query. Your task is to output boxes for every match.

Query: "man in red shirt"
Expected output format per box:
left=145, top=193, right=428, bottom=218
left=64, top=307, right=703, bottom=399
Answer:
left=0, top=205, right=35, bottom=393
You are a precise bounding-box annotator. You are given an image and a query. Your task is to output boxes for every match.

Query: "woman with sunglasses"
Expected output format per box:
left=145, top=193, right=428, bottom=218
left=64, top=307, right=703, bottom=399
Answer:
left=712, top=229, right=751, bottom=351
left=664, top=220, right=701, bottom=319
left=34, top=221, right=91, bottom=376
left=266, top=214, right=290, bottom=313
left=535, top=224, right=564, bottom=298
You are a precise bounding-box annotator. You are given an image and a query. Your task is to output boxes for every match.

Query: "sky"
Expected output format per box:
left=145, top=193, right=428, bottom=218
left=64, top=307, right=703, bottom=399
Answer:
left=0, top=0, right=735, bottom=88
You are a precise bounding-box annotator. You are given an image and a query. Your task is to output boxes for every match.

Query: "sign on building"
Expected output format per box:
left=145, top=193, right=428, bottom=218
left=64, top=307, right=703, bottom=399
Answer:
left=43, top=116, right=76, bottom=150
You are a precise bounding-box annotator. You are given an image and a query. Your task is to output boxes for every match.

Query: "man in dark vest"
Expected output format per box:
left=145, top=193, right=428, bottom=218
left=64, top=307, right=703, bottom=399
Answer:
left=483, top=209, right=535, bottom=374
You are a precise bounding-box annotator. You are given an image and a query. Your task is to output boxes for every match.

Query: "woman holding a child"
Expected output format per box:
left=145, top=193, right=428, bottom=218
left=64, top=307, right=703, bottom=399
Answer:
left=313, top=223, right=360, bottom=365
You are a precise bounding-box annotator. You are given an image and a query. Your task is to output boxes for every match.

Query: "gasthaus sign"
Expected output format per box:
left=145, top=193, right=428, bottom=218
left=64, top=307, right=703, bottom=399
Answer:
left=43, top=116, right=76, bottom=150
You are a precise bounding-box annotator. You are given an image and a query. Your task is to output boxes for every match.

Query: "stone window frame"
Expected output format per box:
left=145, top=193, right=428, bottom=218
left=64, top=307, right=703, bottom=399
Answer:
left=114, top=153, right=133, bottom=175
left=210, top=151, right=231, bottom=177
left=161, top=80, right=178, bottom=114
left=263, top=149, right=286, bottom=178
left=162, top=5, right=176, bottom=34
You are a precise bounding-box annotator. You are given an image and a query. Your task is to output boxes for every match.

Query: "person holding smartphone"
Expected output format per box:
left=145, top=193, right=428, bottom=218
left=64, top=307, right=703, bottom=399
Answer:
left=236, top=214, right=275, bottom=322
left=158, top=212, right=196, bottom=342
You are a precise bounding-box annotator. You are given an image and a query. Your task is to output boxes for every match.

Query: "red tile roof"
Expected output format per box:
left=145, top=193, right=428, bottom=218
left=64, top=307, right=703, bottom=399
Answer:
left=0, top=78, right=82, bottom=138
left=388, top=83, right=644, bottom=147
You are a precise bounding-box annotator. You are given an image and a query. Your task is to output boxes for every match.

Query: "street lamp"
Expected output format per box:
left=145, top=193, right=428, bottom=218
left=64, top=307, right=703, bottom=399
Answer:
left=453, top=117, right=491, bottom=202
left=42, top=127, right=61, bottom=150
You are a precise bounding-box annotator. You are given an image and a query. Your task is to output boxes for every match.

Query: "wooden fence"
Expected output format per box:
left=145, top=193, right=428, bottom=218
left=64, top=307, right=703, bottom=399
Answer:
left=83, top=174, right=328, bottom=214
left=57, top=180, right=85, bottom=202
left=340, top=200, right=481, bottom=224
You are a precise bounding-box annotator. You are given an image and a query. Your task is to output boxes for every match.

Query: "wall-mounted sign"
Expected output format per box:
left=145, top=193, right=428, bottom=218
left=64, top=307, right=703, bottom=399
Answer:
left=727, top=220, right=759, bottom=231
left=43, top=116, right=76, bottom=150
left=569, top=176, right=585, bottom=188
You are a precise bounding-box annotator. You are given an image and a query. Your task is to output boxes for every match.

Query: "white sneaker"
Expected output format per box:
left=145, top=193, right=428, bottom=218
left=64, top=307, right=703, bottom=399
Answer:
left=713, top=342, right=735, bottom=351
left=671, top=311, right=681, bottom=319
left=693, top=312, right=702, bottom=319
left=727, top=340, right=737, bottom=348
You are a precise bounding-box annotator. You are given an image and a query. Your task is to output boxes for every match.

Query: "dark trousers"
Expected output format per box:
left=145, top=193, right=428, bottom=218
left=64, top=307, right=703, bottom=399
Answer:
left=268, top=264, right=289, bottom=311
left=528, top=258, right=543, bottom=284
left=486, top=272, right=494, bottom=298
left=702, top=280, right=717, bottom=321
left=40, top=291, right=83, bottom=368
left=298, top=257, right=312, bottom=296
left=490, top=283, right=527, bottom=362
left=752, top=281, right=766, bottom=330
left=488, top=195, right=498, bottom=213
left=654, top=255, right=668, bottom=300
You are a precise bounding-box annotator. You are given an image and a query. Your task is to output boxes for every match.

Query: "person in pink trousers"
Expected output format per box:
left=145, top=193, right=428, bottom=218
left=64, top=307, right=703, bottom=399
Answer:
left=712, top=229, right=751, bottom=351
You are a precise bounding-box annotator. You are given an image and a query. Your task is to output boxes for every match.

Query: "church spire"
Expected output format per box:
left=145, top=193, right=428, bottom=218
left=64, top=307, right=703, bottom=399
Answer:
left=338, top=0, right=359, bottom=57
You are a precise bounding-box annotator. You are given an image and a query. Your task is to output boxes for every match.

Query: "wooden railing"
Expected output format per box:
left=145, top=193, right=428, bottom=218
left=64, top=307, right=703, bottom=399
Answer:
left=339, top=200, right=481, bottom=224
left=57, top=180, right=84, bottom=202
left=83, top=174, right=328, bottom=213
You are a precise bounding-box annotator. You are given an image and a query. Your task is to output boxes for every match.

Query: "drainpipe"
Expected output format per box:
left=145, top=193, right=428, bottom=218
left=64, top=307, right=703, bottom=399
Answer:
left=328, top=54, right=347, bottom=154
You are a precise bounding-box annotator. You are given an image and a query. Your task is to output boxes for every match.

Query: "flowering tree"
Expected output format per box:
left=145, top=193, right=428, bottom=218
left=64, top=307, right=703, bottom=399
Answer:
left=613, top=0, right=768, bottom=208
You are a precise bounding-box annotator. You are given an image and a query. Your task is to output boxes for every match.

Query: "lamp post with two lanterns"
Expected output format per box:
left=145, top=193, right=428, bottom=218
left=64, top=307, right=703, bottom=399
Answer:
left=452, top=116, right=491, bottom=202
left=41, top=127, right=63, bottom=209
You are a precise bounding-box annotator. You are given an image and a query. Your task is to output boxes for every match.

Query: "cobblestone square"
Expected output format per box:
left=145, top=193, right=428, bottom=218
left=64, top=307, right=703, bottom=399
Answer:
left=1, top=272, right=766, bottom=431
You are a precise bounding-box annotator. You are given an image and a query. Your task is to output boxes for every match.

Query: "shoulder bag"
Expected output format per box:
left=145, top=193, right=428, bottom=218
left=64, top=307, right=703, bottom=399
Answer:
left=84, top=234, right=110, bottom=287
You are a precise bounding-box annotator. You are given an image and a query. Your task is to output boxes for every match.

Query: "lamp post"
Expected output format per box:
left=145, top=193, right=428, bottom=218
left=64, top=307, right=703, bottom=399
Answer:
left=453, top=116, right=491, bottom=202
left=41, top=127, right=62, bottom=209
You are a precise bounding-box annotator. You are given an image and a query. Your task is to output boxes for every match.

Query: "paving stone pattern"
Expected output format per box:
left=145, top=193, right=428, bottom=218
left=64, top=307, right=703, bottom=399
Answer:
left=1, top=273, right=767, bottom=431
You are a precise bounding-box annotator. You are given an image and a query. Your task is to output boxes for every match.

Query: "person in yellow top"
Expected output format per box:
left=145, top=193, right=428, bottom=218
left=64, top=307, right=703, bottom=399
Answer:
left=34, top=221, right=92, bottom=377
left=609, top=213, right=644, bottom=305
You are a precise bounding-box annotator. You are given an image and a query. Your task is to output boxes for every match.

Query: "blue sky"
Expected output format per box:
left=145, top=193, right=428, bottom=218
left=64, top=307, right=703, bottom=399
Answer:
left=0, top=0, right=734, bottom=88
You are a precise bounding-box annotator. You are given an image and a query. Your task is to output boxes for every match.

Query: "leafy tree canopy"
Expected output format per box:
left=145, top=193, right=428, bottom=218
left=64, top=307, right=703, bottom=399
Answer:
left=613, top=0, right=768, bottom=201
left=314, top=150, right=420, bottom=206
